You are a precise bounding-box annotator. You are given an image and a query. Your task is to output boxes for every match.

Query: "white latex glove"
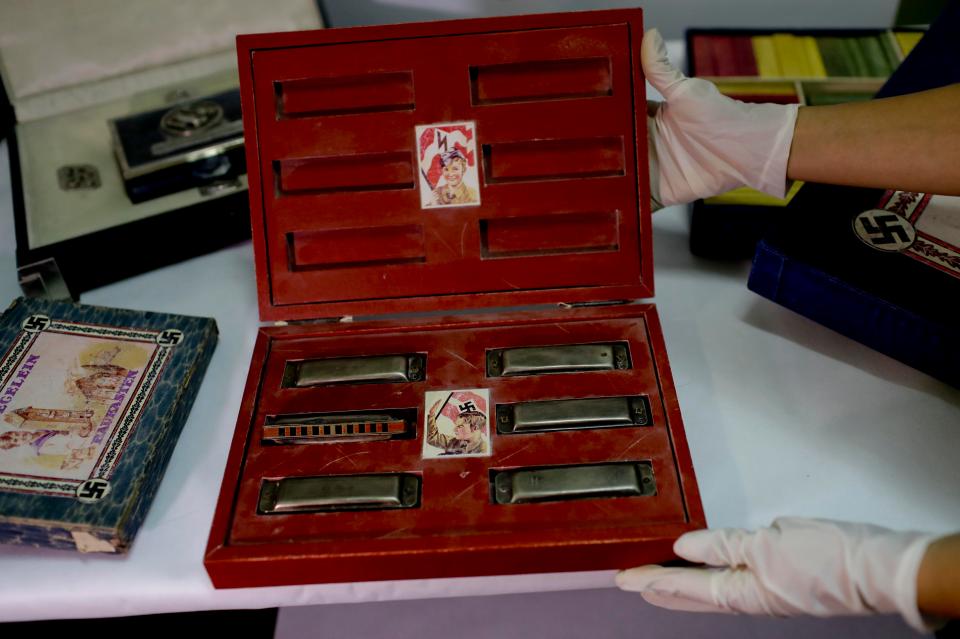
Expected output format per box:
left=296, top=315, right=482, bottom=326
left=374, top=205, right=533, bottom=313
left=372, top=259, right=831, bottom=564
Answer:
left=642, top=28, right=800, bottom=210
left=616, top=517, right=940, bottom=632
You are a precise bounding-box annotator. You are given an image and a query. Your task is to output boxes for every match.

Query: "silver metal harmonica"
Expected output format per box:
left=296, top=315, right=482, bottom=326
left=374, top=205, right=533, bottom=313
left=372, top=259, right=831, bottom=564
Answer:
left=492, top=462, right=655, bottom=505
left=259, top=473, right=421, bottom=514
left=282, top=354, right=425, bottom=387
left=486, top=343, right=631, bottom=377
left=263, top=409, right=415, bottom=444
left=496, top=396, right=651, bottom=434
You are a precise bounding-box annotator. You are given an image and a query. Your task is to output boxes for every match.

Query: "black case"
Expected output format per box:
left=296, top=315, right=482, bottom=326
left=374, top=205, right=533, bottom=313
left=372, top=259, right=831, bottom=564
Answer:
left=1, top=3, right=322, bottom=300
left=5, top=112, right=252, bottom=300
left=8, top=130, right=252, bottom=300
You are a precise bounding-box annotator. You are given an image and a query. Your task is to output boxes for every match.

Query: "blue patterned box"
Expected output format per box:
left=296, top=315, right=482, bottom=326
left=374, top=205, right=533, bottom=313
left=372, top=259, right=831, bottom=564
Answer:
left=0, top=297, right=217, bottom=552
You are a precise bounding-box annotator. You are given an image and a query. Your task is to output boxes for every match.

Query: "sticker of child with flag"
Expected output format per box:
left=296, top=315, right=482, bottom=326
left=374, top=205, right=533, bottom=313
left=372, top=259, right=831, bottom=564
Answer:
left=415, top=121, right=481, bottom=209
left=423, top=388, right=491, bottom=458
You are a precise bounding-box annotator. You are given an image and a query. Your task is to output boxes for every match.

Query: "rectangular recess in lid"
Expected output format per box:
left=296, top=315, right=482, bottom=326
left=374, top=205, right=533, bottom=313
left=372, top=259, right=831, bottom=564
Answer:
left=275, top=152, right=415, bottom=194
left=276, top=71, right=415, bottom=118
left=471, top=57, right=612, bottom=105
left=483, top=137, right=624, bottom=183
left=243, top=16, right=655, bottom=320
left=288, top=224, right=425, bottom=270
left=480, top=211, right=619, bottom=258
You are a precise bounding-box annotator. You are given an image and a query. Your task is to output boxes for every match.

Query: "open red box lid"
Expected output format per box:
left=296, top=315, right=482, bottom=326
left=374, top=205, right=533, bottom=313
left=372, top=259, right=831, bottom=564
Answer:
left=238, top=8, right=653, bottom=322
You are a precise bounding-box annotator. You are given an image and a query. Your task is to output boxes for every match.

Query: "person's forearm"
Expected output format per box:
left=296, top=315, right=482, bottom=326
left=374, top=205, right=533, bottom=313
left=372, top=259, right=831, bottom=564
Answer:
left=787, top=84, right=960, bottom=195
left=917, top=533, right=960, bottom=619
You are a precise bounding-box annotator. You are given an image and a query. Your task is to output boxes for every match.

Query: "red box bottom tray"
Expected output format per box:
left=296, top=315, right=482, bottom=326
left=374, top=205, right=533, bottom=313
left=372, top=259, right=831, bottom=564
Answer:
left=205, top=303, right=703, bottom=587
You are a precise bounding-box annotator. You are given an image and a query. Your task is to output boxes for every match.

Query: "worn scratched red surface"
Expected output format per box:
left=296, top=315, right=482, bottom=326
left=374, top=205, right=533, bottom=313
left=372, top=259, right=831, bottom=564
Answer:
left=239, top=9, right=654, bottom=321
left=206, top=306, right=703, bottom=587
left=205, top=9, right=704, bottom=588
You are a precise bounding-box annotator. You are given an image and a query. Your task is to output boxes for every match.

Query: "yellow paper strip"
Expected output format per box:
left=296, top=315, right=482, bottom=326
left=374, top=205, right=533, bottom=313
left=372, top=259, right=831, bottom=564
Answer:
left=703, top=181, right=804, bottom=207
left=800, top=36, right=828, bottom=78
left=772, top=34, right=809, bottom=77
left=713, top=81, right=798, bottom=96
left=894, top=31, right=923, bottom=57
left=752, top=36, right=780, bottom=78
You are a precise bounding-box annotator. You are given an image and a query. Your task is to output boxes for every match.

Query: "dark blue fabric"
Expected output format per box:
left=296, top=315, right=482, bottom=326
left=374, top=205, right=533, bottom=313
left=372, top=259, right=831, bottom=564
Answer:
left=749, top=240, right=960, bottom=387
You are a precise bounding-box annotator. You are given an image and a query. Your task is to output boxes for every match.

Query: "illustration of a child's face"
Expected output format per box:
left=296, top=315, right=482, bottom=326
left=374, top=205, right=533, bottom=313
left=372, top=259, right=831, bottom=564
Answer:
left=454, top=417, right=472, bottom=441
left=454, top=414, right=484, bottom=441
left=442, top=158, right=466, bottom=188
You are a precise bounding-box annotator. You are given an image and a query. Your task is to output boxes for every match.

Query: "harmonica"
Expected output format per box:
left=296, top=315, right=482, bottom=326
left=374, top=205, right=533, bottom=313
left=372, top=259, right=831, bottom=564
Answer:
left=491, top=462, right=655, bottom=505
left=282, top=354, right=426, bottom=388
left=496, top=396, right=651, bottom=434
left=486, top=343, right=630, bottom=377
left=263, top=409, right=415, bottom=444
left=259, top=473, right=421, bottom=514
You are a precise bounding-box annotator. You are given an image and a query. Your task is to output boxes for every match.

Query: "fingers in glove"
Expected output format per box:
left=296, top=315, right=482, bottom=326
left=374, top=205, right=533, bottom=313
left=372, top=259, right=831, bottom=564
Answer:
left=617, top=566, right=718, bottom=607
left=640, top=28, right=685, bottom=99
left=674, top=527, right=757, bottom=568
left=712, top=567, right=788, bottom=616
left=641, top=590, right=732, bottom=614
left=617, top=565, right=789, bottom=616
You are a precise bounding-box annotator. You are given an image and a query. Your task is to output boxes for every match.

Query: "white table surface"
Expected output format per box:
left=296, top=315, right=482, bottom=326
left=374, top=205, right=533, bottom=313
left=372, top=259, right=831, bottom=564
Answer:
left=0, top=42, right=958, bottom=623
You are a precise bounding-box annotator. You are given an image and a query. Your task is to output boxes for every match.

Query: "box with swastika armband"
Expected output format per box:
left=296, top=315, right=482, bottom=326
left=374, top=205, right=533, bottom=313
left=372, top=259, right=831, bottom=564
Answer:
left=749, top=2, right=960, bottom=388
left=683, top=25, right=924, bottom=260
left=0, top=297, right=217, bottom=552
left=204, top=8, right=706, bottom=589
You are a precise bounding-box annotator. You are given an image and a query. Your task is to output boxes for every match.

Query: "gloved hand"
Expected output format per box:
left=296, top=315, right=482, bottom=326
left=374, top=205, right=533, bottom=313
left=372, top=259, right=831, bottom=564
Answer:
left=616, top=517, right=940, bottom=632
left=642, top=28, right=799, bottom=210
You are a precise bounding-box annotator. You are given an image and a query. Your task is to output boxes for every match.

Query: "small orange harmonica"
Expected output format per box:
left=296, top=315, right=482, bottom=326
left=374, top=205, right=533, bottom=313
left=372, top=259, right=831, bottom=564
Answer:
left=263, top=411, right=413, bottom=444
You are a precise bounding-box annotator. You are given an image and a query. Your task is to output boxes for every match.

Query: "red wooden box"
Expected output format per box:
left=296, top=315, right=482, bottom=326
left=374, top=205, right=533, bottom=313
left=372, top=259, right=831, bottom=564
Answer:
left=205, top=8, right=705, bottom=588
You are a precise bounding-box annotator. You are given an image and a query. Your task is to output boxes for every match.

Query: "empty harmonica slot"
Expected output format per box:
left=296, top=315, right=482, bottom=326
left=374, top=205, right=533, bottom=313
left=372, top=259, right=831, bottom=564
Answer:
left=483, top=137, right=624, bottom=184
left=288, top=224, right=426, bottom=271
left=259, top=473, right=421, bottom=514
left=479, top=211, right=619, bottom=259
left=282, top=354, right=426, bottom=388
left=496, top=396, right=651, bottom=434
left=470, top=57, right=612, bottom=105
left=491, top=462, right=655, bottom=505
left=277, top=71, right=415, bottom=118
left=486, top=343, right=630, bottom=377
left=275, top=152, right=414, bottom=194
left=263, top=408, right=416, bottom=444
